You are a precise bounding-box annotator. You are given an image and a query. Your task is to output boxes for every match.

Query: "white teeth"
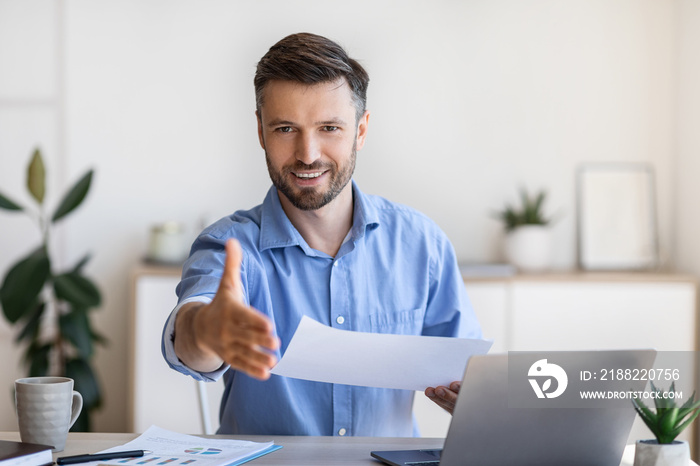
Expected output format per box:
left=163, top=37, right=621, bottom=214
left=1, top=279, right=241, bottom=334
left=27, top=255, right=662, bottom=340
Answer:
left=295, top=172, right=323, bottom=179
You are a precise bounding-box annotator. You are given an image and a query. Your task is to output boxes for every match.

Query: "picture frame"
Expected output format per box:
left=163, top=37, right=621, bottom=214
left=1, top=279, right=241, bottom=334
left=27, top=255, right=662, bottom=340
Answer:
left=576, top=163, right=658, bottom=270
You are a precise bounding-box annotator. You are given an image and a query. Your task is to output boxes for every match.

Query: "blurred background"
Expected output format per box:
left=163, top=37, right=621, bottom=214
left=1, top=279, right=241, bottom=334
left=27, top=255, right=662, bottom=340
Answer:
left=1, top=0, right=699, bottom=433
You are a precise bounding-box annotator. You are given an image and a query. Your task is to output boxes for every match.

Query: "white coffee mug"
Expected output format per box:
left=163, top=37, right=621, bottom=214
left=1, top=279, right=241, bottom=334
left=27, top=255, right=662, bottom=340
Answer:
left=15, top=377, right=83, bottom=452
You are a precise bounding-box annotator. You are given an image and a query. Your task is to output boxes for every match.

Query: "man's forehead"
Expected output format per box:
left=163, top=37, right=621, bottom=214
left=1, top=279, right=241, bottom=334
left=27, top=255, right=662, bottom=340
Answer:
left=261, top=79, right=352, bottom=104
left=258, top=78, right=356, bottom=120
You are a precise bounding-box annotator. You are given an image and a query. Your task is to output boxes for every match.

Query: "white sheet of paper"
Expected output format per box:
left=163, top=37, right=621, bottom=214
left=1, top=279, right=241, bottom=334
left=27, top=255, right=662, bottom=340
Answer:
left=91, top=425, right=279, bottom=466
left=271, top=315, right=493, bottom=391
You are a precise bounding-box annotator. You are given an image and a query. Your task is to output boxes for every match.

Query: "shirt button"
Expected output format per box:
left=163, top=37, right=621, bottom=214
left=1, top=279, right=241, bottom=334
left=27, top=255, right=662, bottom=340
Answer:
left=336, top=316, right=345, bottom=325
left=333, top=261, right=339, bottom=267
left=338, top=428, right=347, bottom=436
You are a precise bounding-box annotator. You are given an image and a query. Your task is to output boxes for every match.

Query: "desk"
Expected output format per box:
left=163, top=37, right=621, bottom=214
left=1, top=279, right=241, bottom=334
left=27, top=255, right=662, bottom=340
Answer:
left=1, top=432, right=694, bottom=466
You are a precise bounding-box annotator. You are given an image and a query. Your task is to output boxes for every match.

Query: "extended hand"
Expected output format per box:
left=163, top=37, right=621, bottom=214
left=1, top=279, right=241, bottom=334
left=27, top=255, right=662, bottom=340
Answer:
left=425, top=381, right=461, bottom=415
left=176, top=239, right=280, bottom=380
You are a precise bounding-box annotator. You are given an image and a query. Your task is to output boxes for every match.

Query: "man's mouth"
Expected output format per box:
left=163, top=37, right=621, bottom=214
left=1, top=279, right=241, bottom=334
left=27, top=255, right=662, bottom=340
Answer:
left=293, top=171, right=326, bottom=179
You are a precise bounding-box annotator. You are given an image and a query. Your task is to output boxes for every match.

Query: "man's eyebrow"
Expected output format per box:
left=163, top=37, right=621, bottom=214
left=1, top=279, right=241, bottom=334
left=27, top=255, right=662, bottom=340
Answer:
left=316, top=118, right=347, bottom=126
left=266, top=119, right=295, bottom=127
left=266, top=118, right=348, bottom=127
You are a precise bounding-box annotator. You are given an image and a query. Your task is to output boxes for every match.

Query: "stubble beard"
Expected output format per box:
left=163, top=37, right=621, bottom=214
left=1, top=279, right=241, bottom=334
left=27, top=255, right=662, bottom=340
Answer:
left=266, top=143, right=357, bottom=211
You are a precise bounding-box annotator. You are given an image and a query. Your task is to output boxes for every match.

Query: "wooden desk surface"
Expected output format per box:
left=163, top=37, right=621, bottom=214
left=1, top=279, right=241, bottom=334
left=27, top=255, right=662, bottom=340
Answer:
left=2, top=432, right=695, bottom=466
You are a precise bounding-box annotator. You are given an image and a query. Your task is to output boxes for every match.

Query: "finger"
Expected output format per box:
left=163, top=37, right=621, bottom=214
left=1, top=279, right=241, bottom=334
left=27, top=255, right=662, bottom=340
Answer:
left=435, top=386, right=459, bottom=405
left=219, top=239, right=244, bottom=300
left=228, top=353, right=275, bottom=381
left=222, top=305, right=276, bottom=338
left=449, top=381, right=461, bottom=394
left=430, top=397, right=455, bottom=414
left=219, top=323, right=279, bottom=352
left=222, top=342, right=277, bottom=369
left=425, top=388, right=454, bottom=411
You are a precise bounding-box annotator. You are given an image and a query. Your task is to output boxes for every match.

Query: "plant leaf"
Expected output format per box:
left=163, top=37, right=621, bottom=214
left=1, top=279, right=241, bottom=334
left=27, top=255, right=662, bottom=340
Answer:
left=71, top=253, right=92, bottom=274
left=632, top=397, right=659, bottom=436
left=27, top=148, right=46, bottom=205
left=0, top=191, right=23, bottom=211
left=0, top=247, right=50, bottom=323
left=59, top=309, right=93, bottom=359
left=66, top=358, right=101, bottom=409
left=25, top=343, right=51, bottom=377
left=66, top=357, right=102, bottom=432
left=678, top=396, right=700, bottom=419
left=669, top=409, right=700, bottom=441
left=53, top=271, right=101, bottom=308
left=52, top=170, right=93, bottom=223
left=90, top=328, right=109, bottom=346
left=15, top=302, right=45, bottom=343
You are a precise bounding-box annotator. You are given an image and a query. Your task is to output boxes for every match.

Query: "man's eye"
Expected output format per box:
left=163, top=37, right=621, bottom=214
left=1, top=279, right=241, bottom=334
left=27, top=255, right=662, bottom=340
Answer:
left=322, top=126, right=338, bottom=132
left=276, top=127, right=293, bottom=133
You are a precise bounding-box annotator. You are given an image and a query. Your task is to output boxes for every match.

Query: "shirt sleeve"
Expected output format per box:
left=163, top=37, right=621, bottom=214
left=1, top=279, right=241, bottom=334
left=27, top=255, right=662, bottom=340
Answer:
left=161, top=222, right=255, bottom=381
left=422, top=230, right=483, bottom=340
left=161, top=295, right=231, bottom=382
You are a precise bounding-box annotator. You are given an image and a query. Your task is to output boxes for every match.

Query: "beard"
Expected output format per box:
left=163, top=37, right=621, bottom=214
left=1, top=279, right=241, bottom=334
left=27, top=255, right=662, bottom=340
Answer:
left=265, top=143, right=357, bottom=211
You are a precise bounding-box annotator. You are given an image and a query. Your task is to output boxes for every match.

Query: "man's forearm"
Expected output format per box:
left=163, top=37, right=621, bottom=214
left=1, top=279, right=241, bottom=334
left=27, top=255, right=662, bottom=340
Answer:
left=174, top=302, right=225, bottom=373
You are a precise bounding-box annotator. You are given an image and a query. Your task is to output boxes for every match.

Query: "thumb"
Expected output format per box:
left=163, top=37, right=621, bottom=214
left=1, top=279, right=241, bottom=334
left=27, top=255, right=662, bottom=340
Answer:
left=218, top=238, right=244, bottom=302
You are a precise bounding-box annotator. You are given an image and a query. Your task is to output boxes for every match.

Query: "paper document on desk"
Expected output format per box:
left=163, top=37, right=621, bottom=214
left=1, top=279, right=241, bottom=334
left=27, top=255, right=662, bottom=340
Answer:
left=271, top=315, right=493, bottom=391
left=91, top=426, right=281, bottom=466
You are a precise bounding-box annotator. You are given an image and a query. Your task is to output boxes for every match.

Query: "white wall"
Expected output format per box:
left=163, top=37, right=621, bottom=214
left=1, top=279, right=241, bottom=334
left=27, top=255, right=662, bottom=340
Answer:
left=675, top=0, right=700, bottom=275
left=0, top=0, right=694, bottom=432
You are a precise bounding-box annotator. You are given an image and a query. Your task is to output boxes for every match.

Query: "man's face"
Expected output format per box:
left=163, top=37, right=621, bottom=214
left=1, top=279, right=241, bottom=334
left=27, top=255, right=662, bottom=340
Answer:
left=257, top=79, right=369, bottom=211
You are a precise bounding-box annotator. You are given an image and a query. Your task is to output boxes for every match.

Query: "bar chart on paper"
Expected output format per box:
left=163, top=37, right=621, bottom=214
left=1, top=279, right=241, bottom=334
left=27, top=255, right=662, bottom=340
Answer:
left=93, top=426, right=281, bottom=466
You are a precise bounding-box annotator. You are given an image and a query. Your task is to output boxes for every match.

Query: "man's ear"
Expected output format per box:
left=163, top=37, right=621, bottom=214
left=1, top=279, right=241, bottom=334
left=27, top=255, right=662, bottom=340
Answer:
left=355, top=110, right=370, bottom=151
left=256, top=110, right=265, bottom=149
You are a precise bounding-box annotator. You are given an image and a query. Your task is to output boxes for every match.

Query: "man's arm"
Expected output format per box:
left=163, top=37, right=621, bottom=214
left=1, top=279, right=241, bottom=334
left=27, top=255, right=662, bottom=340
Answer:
left=173, top=239, right=280, bottom=380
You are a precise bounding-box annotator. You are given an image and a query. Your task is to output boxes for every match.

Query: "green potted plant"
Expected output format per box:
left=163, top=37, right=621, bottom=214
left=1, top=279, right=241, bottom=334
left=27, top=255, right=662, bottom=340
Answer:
left=494, top=188, right=554, bottom=272
left=631, top=381, right=700, bottom=466
left=0, top=148, right=105, bottom=431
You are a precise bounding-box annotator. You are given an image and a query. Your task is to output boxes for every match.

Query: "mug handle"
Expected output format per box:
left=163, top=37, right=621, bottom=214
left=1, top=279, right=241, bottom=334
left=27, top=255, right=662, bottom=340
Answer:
left=69, top=391, right=83, bottom=428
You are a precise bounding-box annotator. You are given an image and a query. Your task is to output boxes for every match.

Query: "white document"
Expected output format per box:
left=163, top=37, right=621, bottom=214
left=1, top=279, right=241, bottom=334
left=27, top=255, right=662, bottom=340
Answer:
left=90, top=425, right=280, bottom=466
left=271, top=316, right=493, bottom=391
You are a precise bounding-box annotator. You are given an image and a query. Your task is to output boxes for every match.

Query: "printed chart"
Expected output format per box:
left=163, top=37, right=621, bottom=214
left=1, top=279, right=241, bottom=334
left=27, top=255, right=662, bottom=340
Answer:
left=92, top=426, right=280, bottom=466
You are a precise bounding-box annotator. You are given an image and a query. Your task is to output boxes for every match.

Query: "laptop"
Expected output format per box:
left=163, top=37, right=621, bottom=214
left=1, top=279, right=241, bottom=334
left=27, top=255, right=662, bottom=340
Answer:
left=372, top=350, right=656, bottom=466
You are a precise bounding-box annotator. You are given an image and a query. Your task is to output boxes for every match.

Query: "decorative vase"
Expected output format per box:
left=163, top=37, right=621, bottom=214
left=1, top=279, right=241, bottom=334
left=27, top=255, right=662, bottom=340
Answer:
left=633, top=440, right=690, bottom=466
left=504, top=225, right=551, bottom=272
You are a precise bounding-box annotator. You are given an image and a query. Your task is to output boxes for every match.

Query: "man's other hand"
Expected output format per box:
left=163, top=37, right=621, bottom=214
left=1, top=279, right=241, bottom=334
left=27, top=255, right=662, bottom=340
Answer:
left=425, top=381, right=461, bottom=415
left=175, top=239, right=280, bottom=380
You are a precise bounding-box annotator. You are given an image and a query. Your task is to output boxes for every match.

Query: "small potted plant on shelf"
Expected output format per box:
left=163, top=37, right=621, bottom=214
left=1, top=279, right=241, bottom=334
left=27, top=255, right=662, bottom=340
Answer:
left=631, top=381, right=700, bottom=466
left=494, top=188, right=554, bottom=272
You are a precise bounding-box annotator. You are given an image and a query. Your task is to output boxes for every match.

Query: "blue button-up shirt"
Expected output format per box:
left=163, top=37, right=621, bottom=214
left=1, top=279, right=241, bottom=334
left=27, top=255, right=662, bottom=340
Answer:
left=162, top=180, right=481, bottom=436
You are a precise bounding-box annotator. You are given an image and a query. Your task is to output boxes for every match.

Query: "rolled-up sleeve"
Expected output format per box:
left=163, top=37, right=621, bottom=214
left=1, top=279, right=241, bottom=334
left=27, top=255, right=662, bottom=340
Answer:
left=160, top=296, right=230, bottom=382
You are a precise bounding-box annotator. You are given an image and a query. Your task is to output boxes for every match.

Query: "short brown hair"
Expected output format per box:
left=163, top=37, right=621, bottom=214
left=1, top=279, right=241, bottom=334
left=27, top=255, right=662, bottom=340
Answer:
left=254, top=33, right=369, bottom=120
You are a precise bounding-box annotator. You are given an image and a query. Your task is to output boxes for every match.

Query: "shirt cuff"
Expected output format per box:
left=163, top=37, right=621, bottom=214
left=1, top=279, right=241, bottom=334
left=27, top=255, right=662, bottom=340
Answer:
left=161, top=295, right=230, bottom=382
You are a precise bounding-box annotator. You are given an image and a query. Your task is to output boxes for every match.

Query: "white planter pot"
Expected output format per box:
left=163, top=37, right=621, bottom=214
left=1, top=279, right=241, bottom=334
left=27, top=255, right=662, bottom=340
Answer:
left=504, top=225, right=551, bottom=272
left=634, top=440, right=690, bottom=466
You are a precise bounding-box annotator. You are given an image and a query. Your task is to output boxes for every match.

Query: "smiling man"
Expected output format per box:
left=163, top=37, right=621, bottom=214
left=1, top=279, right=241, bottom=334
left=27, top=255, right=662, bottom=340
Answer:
left=161, top=33, right=482, bottom=436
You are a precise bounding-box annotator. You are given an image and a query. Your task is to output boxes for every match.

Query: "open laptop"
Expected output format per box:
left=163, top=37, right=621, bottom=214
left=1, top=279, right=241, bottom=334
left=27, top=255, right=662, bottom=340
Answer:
left=372, top=350, right=656, bottom=466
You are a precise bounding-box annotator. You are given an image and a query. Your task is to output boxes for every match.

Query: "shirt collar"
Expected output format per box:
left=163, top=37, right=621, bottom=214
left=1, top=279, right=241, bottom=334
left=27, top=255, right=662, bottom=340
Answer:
left=258, top=180, right=380, bottom=253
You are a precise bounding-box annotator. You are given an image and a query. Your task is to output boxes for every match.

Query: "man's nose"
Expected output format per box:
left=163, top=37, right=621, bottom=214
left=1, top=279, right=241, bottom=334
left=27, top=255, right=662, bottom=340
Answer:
left=295, top=132, right=321, bottom=165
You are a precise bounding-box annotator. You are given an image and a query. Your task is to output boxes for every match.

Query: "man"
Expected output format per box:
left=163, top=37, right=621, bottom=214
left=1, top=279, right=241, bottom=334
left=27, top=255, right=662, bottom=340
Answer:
left=162, top=32, right=482, bottom=436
